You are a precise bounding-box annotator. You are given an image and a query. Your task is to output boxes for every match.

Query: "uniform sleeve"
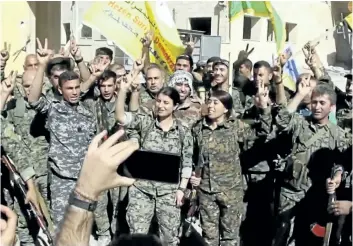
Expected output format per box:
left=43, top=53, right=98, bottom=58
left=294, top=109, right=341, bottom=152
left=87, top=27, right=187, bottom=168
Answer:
left=232, top=89, right=244, bottom=115
left=180, top=128, right=193, bottom=179
left=29, top=95, right=52, bottom=114
left=275, top=105, right=305, bottom=133
left=125, top=113, right=146, bottom=143
left=1, top=117, right=35, bottom=181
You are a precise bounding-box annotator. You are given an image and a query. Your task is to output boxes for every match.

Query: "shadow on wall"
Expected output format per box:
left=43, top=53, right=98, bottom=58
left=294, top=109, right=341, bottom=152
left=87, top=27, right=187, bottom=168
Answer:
left=332, top=24, right=352, bottom=69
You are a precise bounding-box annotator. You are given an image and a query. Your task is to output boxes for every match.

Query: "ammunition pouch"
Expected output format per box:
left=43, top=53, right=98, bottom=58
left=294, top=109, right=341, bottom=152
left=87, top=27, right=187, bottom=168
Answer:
left=284, top=152, right=311, bottom=192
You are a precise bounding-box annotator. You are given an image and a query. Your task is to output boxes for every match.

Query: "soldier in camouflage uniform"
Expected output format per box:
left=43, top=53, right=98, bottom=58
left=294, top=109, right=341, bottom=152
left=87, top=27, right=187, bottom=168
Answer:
left=139, top=64, right=165, bottom=105
left=191, top=88, right=271, bottom=246
left=116, top=86, right=193, bottom=245
left=1, top=78, right=41, bottom=245
left=29, top=49, right=96, bottom=230
left=336, top=72, right=352, bottom=133
left=4, top=70, right=50, bottom=204
left=273, top=83, right=352, bottom=246
left=83, top=69, right=119, bottom=243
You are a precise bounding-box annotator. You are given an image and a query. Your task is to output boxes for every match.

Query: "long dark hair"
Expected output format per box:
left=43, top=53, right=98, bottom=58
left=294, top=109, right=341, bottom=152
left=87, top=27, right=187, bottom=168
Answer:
left=209, top=90, right=233, bottom=118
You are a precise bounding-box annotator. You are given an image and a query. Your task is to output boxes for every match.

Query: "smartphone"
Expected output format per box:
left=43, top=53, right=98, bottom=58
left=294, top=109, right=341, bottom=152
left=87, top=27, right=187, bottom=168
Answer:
left=118, top=149, right=181, bottom=184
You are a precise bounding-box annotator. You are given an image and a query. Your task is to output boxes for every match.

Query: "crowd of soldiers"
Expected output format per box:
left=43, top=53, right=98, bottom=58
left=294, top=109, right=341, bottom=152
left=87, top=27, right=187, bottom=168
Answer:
left=0, top=30, right=352, bottom=246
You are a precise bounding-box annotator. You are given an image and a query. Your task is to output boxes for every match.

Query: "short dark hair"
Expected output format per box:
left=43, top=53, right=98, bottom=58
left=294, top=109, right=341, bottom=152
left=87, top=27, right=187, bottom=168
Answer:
left=98, top=70, right=117, bottom=85
left=95, top=47, right=113, bottom=60
left=241, top=58, right=253, bottom=71
left=58, top=71, right=79, bottom=87
left=253, top=60, right=272, bottom=73
left=209, top=90, right=233, bottom=118
left=311, top=83, right=337, bottom=105
left=157, top=87, right=180, bottom=106
left=176, top=54, right=194, bottom=68
left=207, top=56, right=221, bottom=64
left=50, top=64, right=68, bottom=76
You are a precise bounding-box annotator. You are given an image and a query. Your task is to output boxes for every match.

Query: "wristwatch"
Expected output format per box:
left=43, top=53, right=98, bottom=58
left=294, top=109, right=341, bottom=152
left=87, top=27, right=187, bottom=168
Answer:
left=68, top=191, right=98, bottom=212
left=75, top=57, right=84, bottom=63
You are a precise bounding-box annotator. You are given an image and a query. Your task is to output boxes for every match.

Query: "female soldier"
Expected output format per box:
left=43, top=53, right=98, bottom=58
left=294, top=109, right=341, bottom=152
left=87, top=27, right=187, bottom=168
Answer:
left=115, top=82, right=193, bottom=246
left=190, top=87, right=271, bottom=246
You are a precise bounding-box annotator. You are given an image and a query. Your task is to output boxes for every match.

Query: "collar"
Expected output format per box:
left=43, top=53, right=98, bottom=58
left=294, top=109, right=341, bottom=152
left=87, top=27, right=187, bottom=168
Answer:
left=202, top=117, right=234, bottom=130
left=154, top=117, right=179, bottom=132
left=177, top=96, right=201, bottom=110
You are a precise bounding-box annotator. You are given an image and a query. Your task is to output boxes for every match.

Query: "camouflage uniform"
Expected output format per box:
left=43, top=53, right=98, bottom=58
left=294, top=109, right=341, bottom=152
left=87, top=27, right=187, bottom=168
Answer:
left=139, top=85, right=156, bottom=105
left=193, top=109, right=272, bottom=246
left=87, top=96, right=118, bottom=240
left=1, top=115, right=37, bottom=245
left=140, top=96, right=203, bottom=128
left=124, top=112, right=193, bottom=245
left=30, top=95, right=96, bottom=229
left=273, top=106, right=352, bottom=246
left=336, top=99, right=352, bottom=134
left=4, top=97, right=50, bottom=203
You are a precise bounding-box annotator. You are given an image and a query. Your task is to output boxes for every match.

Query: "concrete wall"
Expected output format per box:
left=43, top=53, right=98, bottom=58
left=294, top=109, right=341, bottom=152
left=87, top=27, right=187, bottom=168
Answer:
left=0, top=1, right=61, bottom=74
left=169, top=1, right=337, bottom=74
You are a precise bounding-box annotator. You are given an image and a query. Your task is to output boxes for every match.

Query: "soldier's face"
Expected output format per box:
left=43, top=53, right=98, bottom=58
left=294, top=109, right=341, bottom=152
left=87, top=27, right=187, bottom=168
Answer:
left=174, top=82, right=191, bottom=102
left=175, top=59, right=191, bottom=72
left=206, top=62, right=214, bottom=72
left=59, top=79, right=81, bottom=104
left=24, top=56, right=39, bottom=71
left=346, top=79, right=352, bottom=96
left=97, top=55, right=111, bottom=65
left=207, top=97, right=228, bottom=120
left=50, top=70, right=66, bottom=88
left=213, top=64, right=228, bottom=85
left=22, top=70, right=36, bottom=97
left=147, top=68, right=164, bottom=94
left=155, top=93, right=175, bottom=118
left=239, top=64, right=251, bottom=78
left=311, top=94, right=334, bottom=121
left=99, top=78, right=116, bottom=101
left=253, top=66, right=272, bottom=86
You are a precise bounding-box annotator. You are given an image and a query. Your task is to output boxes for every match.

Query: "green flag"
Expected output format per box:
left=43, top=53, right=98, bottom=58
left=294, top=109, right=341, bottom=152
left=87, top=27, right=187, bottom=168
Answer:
left=229, top=1, right=286, bottom=54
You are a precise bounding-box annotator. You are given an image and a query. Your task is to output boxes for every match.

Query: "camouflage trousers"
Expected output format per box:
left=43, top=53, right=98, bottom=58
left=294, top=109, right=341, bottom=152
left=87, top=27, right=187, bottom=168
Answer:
left=126, top=186, right=181, bottom=246
left=199, top=188, right=244, bottom=246
left=94, top=191, right=110, bottom=241
left=49, top=172, right=76, bottom=230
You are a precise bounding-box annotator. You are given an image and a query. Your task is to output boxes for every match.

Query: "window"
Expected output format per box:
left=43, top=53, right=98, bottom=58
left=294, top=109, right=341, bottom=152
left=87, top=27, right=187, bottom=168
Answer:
left=243, top=16, right=261, bottom=41
left=190, top=17, right=211, bottom=35
left=285, top=22, right=298, bottom=43
left=63, top=23, right=71, bottom=43
left=114, top=46, right=133, bottom=70
left=267, top=19, right=274, bottom=42
left=81, top=24, right=92, bottom=39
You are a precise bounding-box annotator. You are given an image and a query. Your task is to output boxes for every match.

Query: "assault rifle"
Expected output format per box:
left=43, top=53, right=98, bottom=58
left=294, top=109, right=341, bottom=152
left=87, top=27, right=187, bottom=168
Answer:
left=1, top=153, right=53, bottom=246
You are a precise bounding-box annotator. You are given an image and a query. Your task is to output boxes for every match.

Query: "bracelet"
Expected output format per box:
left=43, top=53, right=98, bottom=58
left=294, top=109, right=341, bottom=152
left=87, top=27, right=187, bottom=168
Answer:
left=75, top=57, right=84, bottom=63
left=74, top=188, right=98, bottom=202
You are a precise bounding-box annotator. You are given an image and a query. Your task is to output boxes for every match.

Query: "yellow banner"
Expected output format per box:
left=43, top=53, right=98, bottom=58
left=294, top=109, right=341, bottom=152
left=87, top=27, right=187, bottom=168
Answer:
left=83, top=1, right=185, bottom=74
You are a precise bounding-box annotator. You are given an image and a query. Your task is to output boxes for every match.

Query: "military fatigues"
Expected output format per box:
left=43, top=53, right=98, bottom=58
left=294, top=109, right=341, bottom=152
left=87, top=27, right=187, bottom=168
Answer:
left=124, top=112, right=193, bottom=245
left=30, top=95, right=96, bottom=229
left=194, top=109, right=271, bottom=246
left=273, top=106, right=352, bottom=246
left=336, top=98, right=352, bottom=134
left=4, top=97, right=50, bottom=203
left=1, top=115, right=37, bottom=245
left=139, top=86, right=156, bottom=105
left=87, top=96, right=118, bottom=241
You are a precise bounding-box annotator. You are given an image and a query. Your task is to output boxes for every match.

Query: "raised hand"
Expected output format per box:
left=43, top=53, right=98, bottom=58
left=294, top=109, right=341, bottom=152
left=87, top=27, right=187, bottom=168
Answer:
left=133, top=53, right=146, bottom=72
left=142, top=30, right=154, bottom=48
left=0, top=71, right=18, bottom=95
left=184, top=34, right=197, bottom=55
left=297, top=74, right=313, bottom=97
left=59, top=41, right=71, bottom=57
left=36, top=38, right=53, bottom=65
left=0, top=42, right=10, bottom=67
left=91, top=59, right=109, bottom=77
left=70, top=36, right=82, bottom=60
left=238, top=43, right=255, bottom=61
left=255, top=80, right=270, bottom=108
left=273, top=57, right=283, bottom=84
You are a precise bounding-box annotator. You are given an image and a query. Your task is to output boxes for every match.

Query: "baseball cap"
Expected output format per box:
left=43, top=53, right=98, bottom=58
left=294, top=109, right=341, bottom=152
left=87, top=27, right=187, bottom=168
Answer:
left=212, top=59, right=230, bottom=68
